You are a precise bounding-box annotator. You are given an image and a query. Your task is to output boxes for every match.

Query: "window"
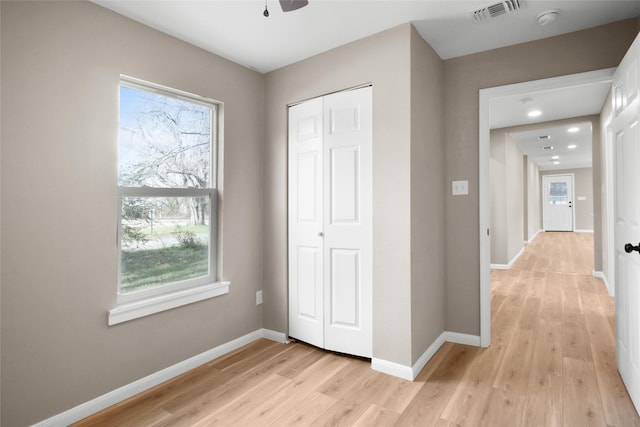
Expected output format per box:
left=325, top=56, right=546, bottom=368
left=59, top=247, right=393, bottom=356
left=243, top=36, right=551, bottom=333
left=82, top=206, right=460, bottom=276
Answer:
left=549, top=182, right=569, bottom=205
left=109, top=77, right=228, bottom=325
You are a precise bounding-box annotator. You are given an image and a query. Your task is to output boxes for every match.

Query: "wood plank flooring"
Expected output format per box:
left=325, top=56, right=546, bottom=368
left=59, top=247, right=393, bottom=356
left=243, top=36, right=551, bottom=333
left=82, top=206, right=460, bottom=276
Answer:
left=75, top=231, right=640, bottom=426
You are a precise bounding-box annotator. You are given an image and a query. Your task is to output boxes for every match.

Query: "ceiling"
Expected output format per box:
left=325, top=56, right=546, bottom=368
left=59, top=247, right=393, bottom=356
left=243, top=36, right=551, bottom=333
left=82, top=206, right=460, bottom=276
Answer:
left=510, top=121, right=592, bottom=171
left=489, top=80, right=612, bottom=130
left=489, top=78, right=612, bottom=171
left=92, top=0, right=639, bottom=170
left=93, top=0, right=640, bottom=74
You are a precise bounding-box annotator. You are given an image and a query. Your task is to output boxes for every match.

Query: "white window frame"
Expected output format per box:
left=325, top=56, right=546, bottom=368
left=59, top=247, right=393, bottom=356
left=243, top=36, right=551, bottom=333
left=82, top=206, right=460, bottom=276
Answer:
left=108, top=76, right=229, bottom=325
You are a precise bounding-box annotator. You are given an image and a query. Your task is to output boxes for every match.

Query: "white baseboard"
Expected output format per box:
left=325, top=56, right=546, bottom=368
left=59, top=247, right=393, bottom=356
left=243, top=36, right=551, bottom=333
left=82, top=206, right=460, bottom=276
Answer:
left=525, top=229, right=543, bottom=244
left=262, top=328, right=289, bottom=343
left=371, top=357, right=414, bottom=381
left=33, top=328, right=287, bottom=427
left=592, top=270, right=614, bottom=297
left=443, top=331, right=482, bottom=346
left=491, top=246, right=525, bottom=270
left=410, top=332, right=446, bottom=379
left=372, top=331, right=482, bottom=381
left=575, top=229, right=594, bottom=233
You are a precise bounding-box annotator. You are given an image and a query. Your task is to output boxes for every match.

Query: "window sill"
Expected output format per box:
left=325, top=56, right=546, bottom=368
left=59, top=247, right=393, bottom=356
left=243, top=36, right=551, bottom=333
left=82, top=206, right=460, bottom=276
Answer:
left=108, top=281, right=230, bottom=326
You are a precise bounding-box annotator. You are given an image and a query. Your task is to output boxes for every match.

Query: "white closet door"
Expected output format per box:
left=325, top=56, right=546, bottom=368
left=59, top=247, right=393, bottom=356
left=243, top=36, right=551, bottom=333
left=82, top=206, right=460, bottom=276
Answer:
left=288, top=97, right=324, bottom=349
left=288, top=87, right=372, bottom=358
left=323, top=87, right=372, bottom=358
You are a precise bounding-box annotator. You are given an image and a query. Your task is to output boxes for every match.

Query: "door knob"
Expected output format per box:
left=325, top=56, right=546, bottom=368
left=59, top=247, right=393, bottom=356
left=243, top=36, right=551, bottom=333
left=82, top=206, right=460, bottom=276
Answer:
left=625, top=242, right=640, bottom=254
left=318, top=232, right=324, bottom=237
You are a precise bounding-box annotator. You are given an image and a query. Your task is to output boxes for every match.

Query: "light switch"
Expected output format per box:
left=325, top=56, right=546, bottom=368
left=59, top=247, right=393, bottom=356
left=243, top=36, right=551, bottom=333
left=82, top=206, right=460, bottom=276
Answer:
left=452, top=180, right=469, bottom=196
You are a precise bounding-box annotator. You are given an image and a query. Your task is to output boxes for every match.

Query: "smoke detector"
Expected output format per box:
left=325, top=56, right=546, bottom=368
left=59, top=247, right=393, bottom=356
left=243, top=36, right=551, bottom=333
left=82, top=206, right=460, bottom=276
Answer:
left=472, top=0, right=525, bottom=23
left=537, top=9, right=559, bottom=26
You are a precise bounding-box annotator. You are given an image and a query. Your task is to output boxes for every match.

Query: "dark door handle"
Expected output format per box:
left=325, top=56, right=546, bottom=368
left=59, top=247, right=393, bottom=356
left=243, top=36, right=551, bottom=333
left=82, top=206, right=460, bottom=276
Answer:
left=625, top=243, right=640, bottom=254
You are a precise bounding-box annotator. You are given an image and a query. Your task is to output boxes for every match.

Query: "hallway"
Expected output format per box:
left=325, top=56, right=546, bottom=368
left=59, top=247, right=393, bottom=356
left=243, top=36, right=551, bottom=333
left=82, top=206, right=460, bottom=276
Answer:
left=400, top=231, right=639, bottom=425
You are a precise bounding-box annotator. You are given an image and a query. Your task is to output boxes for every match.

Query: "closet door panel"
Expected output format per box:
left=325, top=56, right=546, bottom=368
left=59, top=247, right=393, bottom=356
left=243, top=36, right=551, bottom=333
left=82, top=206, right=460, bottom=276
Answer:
left=288, top=98, right=324, bottom=349
left=330, top=146, right=360, bottom=224
left=323, top=87, right=372, bottom=358
left=329, top=248, right=360, bottom=327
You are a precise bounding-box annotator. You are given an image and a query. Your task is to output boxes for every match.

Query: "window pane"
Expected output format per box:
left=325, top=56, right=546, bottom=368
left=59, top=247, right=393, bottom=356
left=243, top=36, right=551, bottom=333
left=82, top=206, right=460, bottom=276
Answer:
left=118, top=86, right=212, bottom=189
left=549, top=182, right=569, bottom=205
left=120, top=196, right=210, bottom=294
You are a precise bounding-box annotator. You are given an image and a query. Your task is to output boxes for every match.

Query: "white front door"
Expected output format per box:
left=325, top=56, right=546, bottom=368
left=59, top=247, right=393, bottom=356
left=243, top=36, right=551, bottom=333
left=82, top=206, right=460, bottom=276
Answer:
left=613, top=33, right=640, bottom=414
left=288, top=87, right=372, bottom=358
left=542, top=174, right=574, bottom=231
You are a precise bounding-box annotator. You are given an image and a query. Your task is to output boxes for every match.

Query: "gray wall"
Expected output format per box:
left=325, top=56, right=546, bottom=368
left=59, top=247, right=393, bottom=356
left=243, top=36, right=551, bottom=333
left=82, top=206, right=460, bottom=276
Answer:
left=541, top=168, right=595, bottom=231
left=490, top=131, right=524, bottom=265
left=443, top=19, right=635, bottom=336
left=410, top=28, right=446, bottom=364
left=591, top=114, right=603, bottom=271
left=525, top=156, right=542, bottom=242
left=1, top=2, right=264, bottom=425
left=263, top=23, right=446, bottom=368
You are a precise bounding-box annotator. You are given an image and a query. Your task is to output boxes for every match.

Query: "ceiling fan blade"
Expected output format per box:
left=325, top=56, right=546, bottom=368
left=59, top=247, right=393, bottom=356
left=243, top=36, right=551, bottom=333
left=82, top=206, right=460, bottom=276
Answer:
left=279, top=0, right=308, bottom=12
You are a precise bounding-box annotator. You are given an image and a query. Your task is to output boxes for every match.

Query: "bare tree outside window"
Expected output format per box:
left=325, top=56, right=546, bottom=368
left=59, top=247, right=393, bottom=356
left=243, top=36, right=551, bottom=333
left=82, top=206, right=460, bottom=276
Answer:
left=118, top=83, right=216, bottom=295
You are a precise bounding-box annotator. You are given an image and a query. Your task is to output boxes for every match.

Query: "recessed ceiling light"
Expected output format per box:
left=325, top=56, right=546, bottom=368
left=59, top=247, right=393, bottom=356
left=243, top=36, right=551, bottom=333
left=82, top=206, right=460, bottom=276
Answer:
left=542, top=146, right=554, bottom=151
left=521, top=97, right=535, bottom=104
left=538, top=135, right=551, bottom=140
left=567, top=144, right=577, bottom=149
left=528, top=110, right=542, bottom=118
left=568, top=127, right=579, bottom=133
left=537, top=9, right=560, bottom=26
left=553, top=161, right=560, bottom=165
left=552, top=155, right=559, bottom=160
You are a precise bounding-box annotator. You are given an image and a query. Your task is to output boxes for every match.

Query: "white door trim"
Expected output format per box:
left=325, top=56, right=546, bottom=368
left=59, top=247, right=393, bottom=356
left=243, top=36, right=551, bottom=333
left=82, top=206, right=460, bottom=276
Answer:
left=479, top=67, right=615, bottom=348
left=605, top=121, right=616, bottom=296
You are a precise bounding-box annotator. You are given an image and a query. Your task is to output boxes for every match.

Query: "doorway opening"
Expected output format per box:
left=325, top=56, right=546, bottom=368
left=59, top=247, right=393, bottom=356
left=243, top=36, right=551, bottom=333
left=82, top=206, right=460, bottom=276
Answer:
left=479, top=68, right=615, bottom=346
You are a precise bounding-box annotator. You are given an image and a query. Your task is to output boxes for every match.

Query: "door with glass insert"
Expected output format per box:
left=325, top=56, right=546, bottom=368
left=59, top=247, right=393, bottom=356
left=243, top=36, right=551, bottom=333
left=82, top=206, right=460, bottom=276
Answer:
left=542, top=174, right=574, bottom=231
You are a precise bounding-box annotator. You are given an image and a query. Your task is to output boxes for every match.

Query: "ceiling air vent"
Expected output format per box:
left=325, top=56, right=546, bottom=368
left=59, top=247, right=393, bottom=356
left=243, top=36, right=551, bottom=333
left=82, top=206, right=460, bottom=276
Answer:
left=472, top=0, right=525, bottom=23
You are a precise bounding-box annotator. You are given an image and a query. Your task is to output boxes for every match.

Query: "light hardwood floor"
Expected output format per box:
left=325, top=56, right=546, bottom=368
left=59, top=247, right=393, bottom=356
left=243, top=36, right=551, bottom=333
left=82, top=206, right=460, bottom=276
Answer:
left=76, top=231, right=640, bottom=426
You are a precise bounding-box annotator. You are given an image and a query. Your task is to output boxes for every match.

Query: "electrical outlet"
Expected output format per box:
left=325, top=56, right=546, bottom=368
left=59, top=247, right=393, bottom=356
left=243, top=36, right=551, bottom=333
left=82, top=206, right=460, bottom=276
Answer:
left=452, top=180, right=469, bottom=196
left=256, top=290, right=263, bottom=305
